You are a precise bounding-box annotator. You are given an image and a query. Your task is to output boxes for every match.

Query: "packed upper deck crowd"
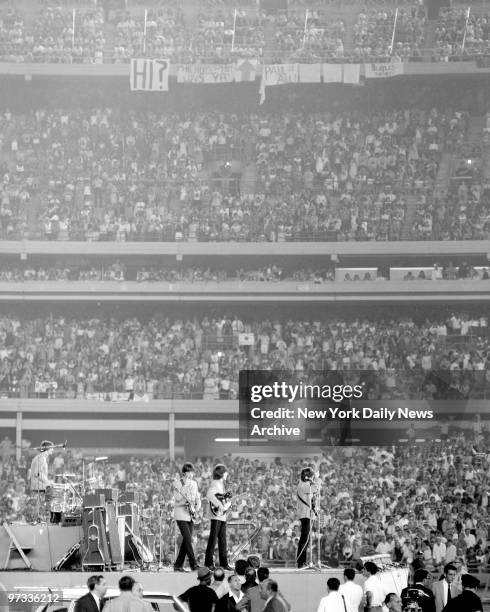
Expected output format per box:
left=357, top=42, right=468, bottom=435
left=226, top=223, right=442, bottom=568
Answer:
left=1, top=432, right=490, bottom=570
left=1, top=4, right=490, bottom=63
left=1, top=106, right=485, bottom=242
left=0, top=311, right=485, bottom=399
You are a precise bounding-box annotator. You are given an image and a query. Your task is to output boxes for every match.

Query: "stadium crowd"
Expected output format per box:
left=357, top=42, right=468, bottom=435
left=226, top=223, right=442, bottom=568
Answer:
left=410, top=148, right=487, bottom=240
left=0, top=6, right=105, bottom=63
left=0, top=0, right=489, bottom=595
left=0, top=106, right=482, bottom=242
left=0, top=261, right=489, bottom=282
left=1, top=432, right=490, bottom=570
left=433, top=7, right=490, bottom=61
left=0, top=263, right=333, bottom=283
left=0, top=311, right=485, bottom=400
left=353, top=7, right=426, bottom=61
left=4, top=4, right=490, bottom=63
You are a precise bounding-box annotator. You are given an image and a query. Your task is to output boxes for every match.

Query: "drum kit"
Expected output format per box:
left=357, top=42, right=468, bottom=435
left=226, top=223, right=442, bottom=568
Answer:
left=45, top=454, right=109, bottom=519
left=46, top=473, right=83, bottom=517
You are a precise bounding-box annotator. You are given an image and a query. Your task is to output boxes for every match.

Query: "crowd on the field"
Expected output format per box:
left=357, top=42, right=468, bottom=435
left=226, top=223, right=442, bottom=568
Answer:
left=1, top=106, right=485, bottom=243
left=0, top=311, right=485, bottom=400
left=1, top=431, right=490, bottom=570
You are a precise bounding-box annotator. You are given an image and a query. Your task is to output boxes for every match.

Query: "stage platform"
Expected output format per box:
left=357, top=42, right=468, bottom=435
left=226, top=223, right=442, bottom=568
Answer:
left=0, top=523, right=408, bottom=611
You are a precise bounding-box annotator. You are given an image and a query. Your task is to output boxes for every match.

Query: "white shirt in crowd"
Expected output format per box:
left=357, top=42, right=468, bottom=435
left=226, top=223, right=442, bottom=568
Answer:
left=316, top=591, right=346, bottom=612
left=363, top=575, right=386, bottom=608
left=433, top=541, right=446, bottom=564
left=441, top=578, right=452, bottom=607
left=339, top=580, right=363, bottom=612
left=229, top=591, right=244, bottom=604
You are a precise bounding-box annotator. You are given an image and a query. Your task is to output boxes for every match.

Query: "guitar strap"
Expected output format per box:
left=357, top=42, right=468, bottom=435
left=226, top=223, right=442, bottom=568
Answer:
left=298, top=492, right=318, bottom=518
left=174, top=479, right=196, bottom=517
left=297, top=493, right=310, bottom=508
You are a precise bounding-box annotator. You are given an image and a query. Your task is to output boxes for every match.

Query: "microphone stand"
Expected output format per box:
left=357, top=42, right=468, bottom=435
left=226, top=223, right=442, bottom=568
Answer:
left=158, top=503, right=164, bottom=570
left=316, top=477, right=326, bottom=569
left=303, top=479, right=322, bottom=571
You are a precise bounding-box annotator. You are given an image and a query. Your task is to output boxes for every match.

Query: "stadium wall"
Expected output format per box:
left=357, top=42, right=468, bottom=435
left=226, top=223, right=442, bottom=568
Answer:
left=1, top=401, right=488, bottom=458
left=0, top=280, right=487, bottom=301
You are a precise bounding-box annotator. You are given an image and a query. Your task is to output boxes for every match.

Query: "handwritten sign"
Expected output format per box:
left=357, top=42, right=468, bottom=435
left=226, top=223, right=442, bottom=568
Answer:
left=177, top=64, right=235, bottom=84
left=365, top=61, right=404, bottom=79
left=130, top=59, right=169, bottom=91
left=259, top=64, right=299, bottom=103
left=263, top=63, right=299, bottom=86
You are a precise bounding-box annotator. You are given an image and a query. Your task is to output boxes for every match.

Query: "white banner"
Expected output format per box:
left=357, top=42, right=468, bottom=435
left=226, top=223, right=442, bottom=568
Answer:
left=259, top=63, right=299, bottom=103
left=130, top=58, right=169, bottom=91
left=177, top=64, right=235, bottom=83
left=238, top=333, right=255, bottom=346
left=298, top=63, right=322, bottom=83
left=322, top=63, right=342, bottom=83
left=365, top=60, right=404, bottom=79
left=235, top=58, right=258, bottom=82
left=263, top=63, right=299, bottom=86
left=343, top=63, right=361, bottom=84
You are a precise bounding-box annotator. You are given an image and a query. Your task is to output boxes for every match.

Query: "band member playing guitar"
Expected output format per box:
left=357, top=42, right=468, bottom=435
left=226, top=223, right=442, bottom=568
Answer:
left=296, top=466, right=318, bottom=569
left=205, top=464, right=233, bottom=571
left=173, top=462, right=201, bottom=572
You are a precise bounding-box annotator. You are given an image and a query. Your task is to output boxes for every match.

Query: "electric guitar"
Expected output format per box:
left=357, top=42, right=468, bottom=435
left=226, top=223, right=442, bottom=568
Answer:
left=172, top=479, right=202, bottom=525
left=209, top=492, right=248, bottom=519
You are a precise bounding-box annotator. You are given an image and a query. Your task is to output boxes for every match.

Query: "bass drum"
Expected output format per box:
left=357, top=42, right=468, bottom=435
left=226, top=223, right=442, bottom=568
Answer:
left=47, top=484, right=66, bottom=513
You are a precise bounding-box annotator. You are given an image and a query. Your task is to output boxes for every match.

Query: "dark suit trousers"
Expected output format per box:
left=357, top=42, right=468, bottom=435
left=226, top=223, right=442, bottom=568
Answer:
left=175, top=520, right=196, bottom=569
left=297, top=518, right=310, bottom=567
left=205, top=519, right=227, bottom=567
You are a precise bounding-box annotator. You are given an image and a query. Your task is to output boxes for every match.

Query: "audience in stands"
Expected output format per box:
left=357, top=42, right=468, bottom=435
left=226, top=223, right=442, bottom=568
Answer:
left=4, top=4, right=490, bottom=63
left=0, top=311, right=484, bottom=400
left=0, top=262, right=488, bottom=282
left=0, top=7, right=105, bottom=63
left=353, top=7, right=425, bottom=61
left=433, top=8, right=490, bottom=61
left=1, top=107, right=482, bottom=243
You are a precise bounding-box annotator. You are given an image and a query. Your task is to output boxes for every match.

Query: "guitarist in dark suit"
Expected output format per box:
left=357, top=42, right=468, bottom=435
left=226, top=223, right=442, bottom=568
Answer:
left=205, top=464, right=233, bottom=571
left=74, top=575, right=107, bottom=612
left=174, top=462, right=201, bottom=572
